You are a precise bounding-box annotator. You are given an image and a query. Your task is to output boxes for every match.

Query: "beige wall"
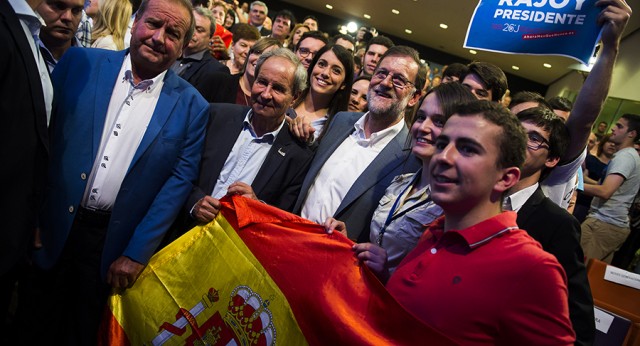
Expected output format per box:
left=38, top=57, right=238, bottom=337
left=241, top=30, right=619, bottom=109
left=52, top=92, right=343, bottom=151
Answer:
left=546, top=30, right=640, bottom=101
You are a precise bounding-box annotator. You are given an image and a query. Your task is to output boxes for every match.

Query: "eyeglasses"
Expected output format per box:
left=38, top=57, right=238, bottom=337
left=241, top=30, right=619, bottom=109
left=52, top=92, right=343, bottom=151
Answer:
left=372, top=69, right=414, bottom=89
left=297, top=47, right=317, bottom=58
left=527, top=132, right=550, bottom=151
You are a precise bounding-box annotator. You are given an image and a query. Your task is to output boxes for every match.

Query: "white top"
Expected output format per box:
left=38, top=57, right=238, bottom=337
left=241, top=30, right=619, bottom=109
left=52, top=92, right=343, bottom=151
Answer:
left=210, top=110, right=284, bottom=199
left=82, top=54, right=166, bottom=210
left=541, top=148, right=586, bottom=209
left=92, top=35, right=118, bottom=50
left=9, top=0, right=53, bottom=125
left=301, top=113, right=404, bottom=223
left=505, top=183, right=539, bottom=212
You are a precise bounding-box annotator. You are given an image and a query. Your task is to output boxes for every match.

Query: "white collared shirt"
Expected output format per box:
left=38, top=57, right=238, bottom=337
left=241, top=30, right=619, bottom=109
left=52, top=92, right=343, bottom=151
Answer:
left=505, top=183, right=539, bottom=212
left=210, top=110, right=285, bottom=199
left=8, top=0, right=53, bottom=125
left=82, top=54, right=166, bottom=210
left=301, top=112, right=405, bottom=223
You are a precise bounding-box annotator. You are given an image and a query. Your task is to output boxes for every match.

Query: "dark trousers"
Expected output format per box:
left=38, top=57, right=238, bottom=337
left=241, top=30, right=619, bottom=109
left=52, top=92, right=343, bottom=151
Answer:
left=15, top=207, right=112, bottom=345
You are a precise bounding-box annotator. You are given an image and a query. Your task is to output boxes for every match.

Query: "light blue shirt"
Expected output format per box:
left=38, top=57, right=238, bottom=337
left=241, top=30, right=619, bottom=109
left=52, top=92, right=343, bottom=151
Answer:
left=211, top=110, right=285, bottom=199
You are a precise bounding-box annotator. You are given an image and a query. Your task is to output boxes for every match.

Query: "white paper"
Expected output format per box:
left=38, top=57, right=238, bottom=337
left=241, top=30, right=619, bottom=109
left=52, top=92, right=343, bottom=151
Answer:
left=594, top=307, right=615, bottom=333
left=604, top=265, right=640, bottom=290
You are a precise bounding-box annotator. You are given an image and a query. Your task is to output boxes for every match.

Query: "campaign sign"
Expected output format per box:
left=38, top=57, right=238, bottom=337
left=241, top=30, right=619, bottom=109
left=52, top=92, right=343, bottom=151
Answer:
left=464, top=0, right=602, bottom=65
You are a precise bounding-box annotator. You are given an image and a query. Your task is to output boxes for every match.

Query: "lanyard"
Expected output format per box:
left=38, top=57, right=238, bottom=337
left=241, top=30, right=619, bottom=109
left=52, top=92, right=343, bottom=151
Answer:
left=376, top=174, right=432, bottom=247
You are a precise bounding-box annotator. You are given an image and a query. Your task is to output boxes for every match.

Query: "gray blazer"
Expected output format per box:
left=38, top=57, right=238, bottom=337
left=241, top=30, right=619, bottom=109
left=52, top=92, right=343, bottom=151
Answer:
left=293, top=112, right=420, bottom=242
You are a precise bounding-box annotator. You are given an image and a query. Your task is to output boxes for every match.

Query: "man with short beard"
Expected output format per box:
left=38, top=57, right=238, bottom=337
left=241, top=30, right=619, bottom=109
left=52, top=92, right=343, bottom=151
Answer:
left=293, top=46, right=423, bottom=242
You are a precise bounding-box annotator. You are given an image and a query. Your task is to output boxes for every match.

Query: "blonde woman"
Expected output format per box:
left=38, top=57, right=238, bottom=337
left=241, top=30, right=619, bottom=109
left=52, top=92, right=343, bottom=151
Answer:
left=91, top=0, right=132, bottom=50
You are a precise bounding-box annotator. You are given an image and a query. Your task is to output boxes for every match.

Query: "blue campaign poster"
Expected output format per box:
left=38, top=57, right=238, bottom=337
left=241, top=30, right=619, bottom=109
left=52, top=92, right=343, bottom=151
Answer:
left=464, top=0, right=603, bottom=65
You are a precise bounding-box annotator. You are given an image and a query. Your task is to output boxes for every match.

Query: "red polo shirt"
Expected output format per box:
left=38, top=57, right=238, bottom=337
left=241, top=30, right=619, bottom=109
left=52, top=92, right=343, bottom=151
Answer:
left=387, top=211, right=575, bottom=345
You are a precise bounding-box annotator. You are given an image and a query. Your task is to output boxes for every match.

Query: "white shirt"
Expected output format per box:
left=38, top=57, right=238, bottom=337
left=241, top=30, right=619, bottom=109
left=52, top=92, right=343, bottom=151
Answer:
left=9, top=0, right=53, bottom=125
left=505, top=183, right=539, bottom=212
left=210, top=110, right=284, bottom=199
left=301, top=113, right=404, bottom=223
left=542, top=148, right=586, bottom=209
left=82, top=54, right=165, bottom=210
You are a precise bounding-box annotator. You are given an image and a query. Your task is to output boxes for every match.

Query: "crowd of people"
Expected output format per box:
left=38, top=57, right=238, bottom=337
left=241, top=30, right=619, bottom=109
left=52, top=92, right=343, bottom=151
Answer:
left=1, top=0, right=637, bottom=343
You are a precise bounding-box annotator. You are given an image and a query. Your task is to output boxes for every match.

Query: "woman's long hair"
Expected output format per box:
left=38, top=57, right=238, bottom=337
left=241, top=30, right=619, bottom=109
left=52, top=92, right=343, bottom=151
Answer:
left=92, top=0, right=132, bottom=50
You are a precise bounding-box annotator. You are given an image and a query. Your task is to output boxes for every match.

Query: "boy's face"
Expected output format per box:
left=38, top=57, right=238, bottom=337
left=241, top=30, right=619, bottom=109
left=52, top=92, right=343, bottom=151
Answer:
left=430, top=114, right=513, bottom=213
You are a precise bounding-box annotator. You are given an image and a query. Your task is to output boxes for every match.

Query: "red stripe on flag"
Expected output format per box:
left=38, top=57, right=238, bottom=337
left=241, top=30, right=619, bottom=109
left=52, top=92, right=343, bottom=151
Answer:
left=220, top=196, right=456, bottom=345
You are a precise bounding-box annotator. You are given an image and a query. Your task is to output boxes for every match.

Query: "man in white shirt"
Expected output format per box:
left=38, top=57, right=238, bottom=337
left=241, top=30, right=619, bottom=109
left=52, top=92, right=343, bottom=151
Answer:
left=1, top=0, right=52, bottom=330
left=293, top=46, right=423, bottom=242
left=182, top=48, right=314, bottom=232
left=27, top=0, right=209, bottom=342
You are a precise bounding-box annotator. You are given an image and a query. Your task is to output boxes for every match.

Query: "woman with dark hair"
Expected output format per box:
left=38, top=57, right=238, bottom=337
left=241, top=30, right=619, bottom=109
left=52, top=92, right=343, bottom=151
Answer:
left=327, top=82, right=476, bottom=277
left=574, top=134, right=617, bottom=222
left=348, top=75, right=370, bottom=113
left=291, top=44, right=354, bottom=142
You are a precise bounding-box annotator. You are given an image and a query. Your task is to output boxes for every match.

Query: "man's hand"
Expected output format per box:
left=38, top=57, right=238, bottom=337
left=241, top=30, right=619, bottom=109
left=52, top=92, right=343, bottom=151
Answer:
left=597, top=0, right=632, bottom=47
left=289, top=114, right=316, bottom=143
left=227, top=181, right=259, bottom=200
left=107, top=256, right=145, bottom=289
left=192, top=196, right=222, bottom=223
left=209, top=36, right=229, bottom=60
left=353, top=243, right=389, bottom=283
left=324, top=217, right=347, bottom=236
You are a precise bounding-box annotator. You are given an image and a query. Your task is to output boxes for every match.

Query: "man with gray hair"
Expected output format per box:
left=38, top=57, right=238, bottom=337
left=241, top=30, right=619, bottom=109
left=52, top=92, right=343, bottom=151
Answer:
left=248, top=0, right=270, bottom=36
left=179, top=48, right=314, bottom=234
left=25, top=0, right=209, bottom=342
left=171, top=7, right=229, bottom=88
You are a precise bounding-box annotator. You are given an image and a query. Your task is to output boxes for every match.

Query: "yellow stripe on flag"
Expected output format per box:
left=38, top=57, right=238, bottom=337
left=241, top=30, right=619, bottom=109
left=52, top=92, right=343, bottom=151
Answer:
left=106, top=213, right=307, bottom=346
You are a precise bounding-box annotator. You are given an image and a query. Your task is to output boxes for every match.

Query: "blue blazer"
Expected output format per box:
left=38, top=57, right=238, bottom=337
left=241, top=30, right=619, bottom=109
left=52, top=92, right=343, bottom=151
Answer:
left=293, top=112, right=420, bottom=242
left=34, top=48, right=209, bottom=278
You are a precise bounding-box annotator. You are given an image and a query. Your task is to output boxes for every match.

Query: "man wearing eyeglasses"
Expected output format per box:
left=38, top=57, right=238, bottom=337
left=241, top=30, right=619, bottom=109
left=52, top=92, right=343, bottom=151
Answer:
left=504, top=106, right=594, bottom=346
left=293, top=46, right=423, bottom=242
left=294, top=31, right=327, bottom=70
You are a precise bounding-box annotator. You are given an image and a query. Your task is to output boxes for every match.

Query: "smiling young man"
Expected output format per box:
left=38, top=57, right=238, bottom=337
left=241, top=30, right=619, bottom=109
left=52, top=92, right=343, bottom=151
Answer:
left=385, top=100, right=575, bottom=345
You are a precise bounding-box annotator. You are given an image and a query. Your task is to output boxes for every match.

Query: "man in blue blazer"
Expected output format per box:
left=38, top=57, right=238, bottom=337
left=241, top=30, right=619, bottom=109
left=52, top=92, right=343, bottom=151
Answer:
left=294, top=46, right=423, bottom=243
left=30, top=0, right=208, bottom=341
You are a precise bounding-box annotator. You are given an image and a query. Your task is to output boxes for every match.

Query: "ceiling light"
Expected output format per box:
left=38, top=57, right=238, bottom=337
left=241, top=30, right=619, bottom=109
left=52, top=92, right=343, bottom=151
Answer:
left=469, top=50, right=477, bottom=54
left=363, top=14, right=371, bottom=19
left=347, top=22, right=358, bottom=33
left=439, top=23, right=448, bottom=29
left=543, top=63, right=552, bottom=68
left=405, top=29, right=412, bottom=34
left=392, top=9, right=400, bottom=14
left=512, top=65, right=520, bottom=70
left=420, top=59, right=426, bottom=64
left=326, top=4, right=333, bottom=9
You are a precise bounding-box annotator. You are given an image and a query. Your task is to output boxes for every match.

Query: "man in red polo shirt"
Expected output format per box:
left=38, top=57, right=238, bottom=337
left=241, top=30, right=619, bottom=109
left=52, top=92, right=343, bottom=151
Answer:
left=357, top=100, right=575, bottom=344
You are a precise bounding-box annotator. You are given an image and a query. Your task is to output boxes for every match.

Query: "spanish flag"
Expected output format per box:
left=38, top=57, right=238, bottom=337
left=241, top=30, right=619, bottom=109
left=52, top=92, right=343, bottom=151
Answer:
left=101, top=196, right=455, bottom=345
